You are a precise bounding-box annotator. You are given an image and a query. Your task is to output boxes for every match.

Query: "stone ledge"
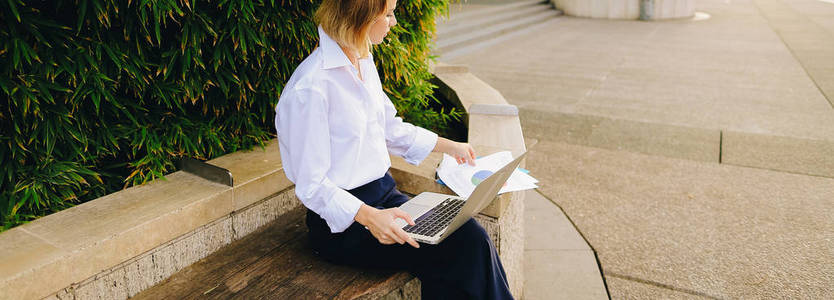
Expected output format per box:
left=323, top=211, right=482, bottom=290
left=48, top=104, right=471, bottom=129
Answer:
left=403, top=62, right=527, bottom=297
left=431, top=62, right=528, bottom=219
left=0, top=141, right=293, bottom=300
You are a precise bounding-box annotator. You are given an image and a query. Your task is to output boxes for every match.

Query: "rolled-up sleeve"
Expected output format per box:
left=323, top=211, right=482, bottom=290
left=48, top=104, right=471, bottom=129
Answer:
left=275, top=87, right=363, bottom=233
left=381, top=94, right=438, bottom=165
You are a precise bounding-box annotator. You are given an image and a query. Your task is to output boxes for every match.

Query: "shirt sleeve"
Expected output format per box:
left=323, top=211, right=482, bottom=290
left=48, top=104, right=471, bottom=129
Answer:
left=275, top=87, right=364, bottom=233
left=381, top=93, right=439, bottom=165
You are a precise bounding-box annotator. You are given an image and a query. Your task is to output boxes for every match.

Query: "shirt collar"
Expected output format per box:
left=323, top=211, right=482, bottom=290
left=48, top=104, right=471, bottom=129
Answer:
left=319, top=25, right=354, bottom=70
left=318, top=25, right=373, bottom=70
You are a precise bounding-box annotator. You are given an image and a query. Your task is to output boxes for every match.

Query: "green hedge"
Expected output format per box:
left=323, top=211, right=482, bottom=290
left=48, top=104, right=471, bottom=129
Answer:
left=0, top=0, right=457, bottom=231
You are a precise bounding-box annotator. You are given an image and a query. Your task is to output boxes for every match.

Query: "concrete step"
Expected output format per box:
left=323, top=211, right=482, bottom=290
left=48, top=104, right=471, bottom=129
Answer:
left=436, top=7, right=560, bottom=56
left=441, top=0, right=547, bottom=23
left=518, top=107, right=834, bottom=178
left=437, top=0, right=548, bottom=35
left=438, top=2, right=553, bottom=39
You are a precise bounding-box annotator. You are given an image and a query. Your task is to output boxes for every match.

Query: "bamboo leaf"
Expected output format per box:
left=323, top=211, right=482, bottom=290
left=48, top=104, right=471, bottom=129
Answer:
left=6, top=0, right=21, bottom=22
left=77, top=0, right=88, bottom=34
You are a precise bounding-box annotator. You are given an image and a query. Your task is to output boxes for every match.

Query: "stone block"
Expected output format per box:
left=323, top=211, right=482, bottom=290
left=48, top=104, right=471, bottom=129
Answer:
left=232, top=189, right=300, bottom=239
left=469, top=114, right=526, bottom=156
left=474, top=214, right=501, bottom=247
left=0, top=228, right=66, bottom=299
left=430, top=62, right=469, bottom=74
left=124, top=254, right=156, bottom=298
left=150, top=244, right=179, bottom=286
left=0, top=171, right=232, bottom=300
left=207, top=140, right=294, bottom=210
left=497, top=190, right=525, bottom=298
left=389, top=153, right=455, bottom=196
left=434, top=72, right=507, bottom=111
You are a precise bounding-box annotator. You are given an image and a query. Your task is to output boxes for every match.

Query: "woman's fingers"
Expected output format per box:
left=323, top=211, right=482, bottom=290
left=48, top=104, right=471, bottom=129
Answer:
left=467, top=147, right=477, bottom=165
left=393, top=226, right=419, bottom=248
left=368, top=208, right=419, bottom=248
left=392, top=208, right=415, bottom=225
left=389, top=209, right=418, bottom=248
left=387, top=228, right=405, bottom=244
left=451, top=143, right=476, bottom=166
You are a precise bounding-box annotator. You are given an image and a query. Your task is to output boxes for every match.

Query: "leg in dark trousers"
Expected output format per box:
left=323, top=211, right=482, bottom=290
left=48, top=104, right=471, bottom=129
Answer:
left=305, top=173, right=514, bottom=300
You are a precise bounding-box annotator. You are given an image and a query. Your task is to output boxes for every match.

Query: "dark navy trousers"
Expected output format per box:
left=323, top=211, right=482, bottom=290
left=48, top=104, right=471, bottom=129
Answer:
left=305, top=172, right=514, bottom=300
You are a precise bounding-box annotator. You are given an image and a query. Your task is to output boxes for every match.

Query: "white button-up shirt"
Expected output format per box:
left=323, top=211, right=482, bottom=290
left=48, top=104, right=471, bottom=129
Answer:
left=275, top=26, right=438, bottom=233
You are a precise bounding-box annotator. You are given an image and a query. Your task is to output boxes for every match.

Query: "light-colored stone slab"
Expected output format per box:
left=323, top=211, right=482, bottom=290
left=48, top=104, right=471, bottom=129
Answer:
left=40, top=188, right=297, bottom=300
left=525, top=190, right=589, bottom=251
left=524, top=250, right=608, bottom=300
left=469, top=103, right=518, bottom=116
left=0, top=138, right=302, bottom=300
left=389, top=153, right=455, bottom=196
left=208, top=140, right=293, bottom=210
left=722, top=131, right=834, bottom=178
left=430, top=61, right=469, bottom=74
left=434, top=71, right=507, bottom=110
left=0, top=228, right=66, bottom=283
left=1, top=172, right=232, bottom=300
left=469, top=114, right=527, bottom=155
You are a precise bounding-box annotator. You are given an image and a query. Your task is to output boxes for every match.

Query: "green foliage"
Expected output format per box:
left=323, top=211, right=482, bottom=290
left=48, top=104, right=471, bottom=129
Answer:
left=0, top=0, right=454, bottom=231
left=376, top=0, right=460, bottom=135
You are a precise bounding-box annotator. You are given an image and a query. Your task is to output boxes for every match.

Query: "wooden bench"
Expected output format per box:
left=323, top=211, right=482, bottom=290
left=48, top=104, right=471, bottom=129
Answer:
left=133, top=207, right=420, bottom=299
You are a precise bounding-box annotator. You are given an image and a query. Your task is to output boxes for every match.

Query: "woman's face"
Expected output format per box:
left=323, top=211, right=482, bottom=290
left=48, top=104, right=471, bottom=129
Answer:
left=369, top=0, right=397, bottom=45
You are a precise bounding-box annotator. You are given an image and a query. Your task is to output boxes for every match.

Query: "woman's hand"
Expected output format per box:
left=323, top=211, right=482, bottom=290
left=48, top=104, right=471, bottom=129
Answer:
left=355, top=204, right=419, bottom=248
left=435, top=137, right=477, bottom=166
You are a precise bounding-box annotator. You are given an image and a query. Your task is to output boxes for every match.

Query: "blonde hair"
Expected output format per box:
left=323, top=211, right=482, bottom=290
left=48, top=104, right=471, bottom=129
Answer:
left=315, top=0, right=390, bottom=59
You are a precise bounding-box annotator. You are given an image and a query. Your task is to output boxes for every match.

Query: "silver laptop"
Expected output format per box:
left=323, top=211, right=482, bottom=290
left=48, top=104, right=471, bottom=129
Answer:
left=394, top=151, right=527, bottom=244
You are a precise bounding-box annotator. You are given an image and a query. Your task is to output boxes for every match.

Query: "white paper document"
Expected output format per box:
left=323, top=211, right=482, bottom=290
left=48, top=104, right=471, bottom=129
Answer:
left=436, top=151, right=538, bottom=198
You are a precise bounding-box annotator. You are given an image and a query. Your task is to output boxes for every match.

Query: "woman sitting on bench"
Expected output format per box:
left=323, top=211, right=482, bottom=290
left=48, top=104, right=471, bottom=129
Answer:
left=274, top=0, right=514, bottom=298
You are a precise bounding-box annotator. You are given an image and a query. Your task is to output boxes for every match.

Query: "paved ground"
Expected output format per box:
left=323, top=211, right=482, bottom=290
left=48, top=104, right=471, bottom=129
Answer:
left=440, top=0, right=834, bottom=298
left=448, top=0, right=834, bottom=142
left=524, top=189, right=608, bottom=299
left=527, top=140, right=833, bottom=299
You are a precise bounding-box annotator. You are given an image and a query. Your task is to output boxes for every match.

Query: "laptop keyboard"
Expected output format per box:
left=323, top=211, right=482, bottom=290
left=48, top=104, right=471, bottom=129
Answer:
left=402, top=198, right=465, bottom=237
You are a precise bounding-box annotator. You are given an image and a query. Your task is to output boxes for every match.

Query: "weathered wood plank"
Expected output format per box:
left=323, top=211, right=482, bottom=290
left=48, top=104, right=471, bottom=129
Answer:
left=134, top=207, right=416, bottom=299
left=133, top=208, right=308, bottom=299
left=339, top=271, right=414, bottom=300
